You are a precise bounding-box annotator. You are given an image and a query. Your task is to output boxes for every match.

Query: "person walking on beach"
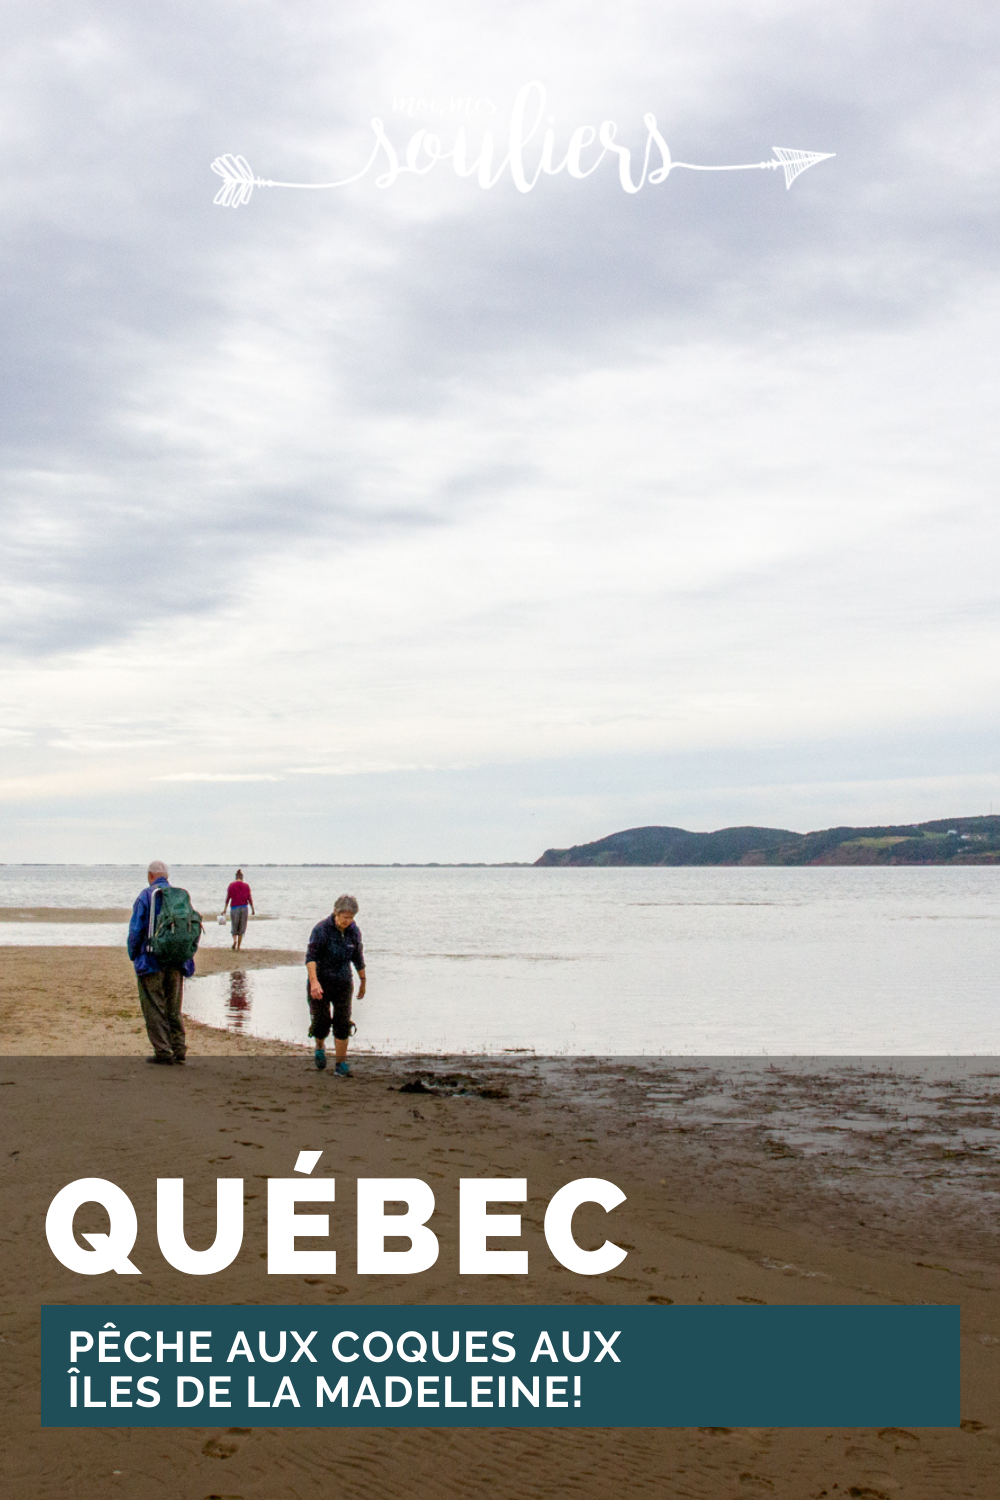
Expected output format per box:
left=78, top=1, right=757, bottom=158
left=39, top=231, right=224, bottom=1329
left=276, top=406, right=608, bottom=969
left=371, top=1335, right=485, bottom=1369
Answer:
left=223, top=868, right=255, bottom=951
left=127, top=860, right=200, bottom=1065
left=305, top=895, right=366, bottom=1076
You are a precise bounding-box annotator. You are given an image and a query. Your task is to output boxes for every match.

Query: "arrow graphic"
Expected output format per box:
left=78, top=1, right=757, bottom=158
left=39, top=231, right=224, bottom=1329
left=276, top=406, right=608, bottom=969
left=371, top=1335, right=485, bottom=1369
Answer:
left=671, top=147, right=836, bottom=189
left=210, top=150, right=383, bottom=207
left=210, top=144, right=834, bottom=207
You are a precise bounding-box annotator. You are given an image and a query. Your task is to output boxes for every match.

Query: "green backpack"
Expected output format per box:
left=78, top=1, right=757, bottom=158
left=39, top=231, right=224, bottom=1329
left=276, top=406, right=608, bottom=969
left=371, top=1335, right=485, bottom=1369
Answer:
left=147, top=885, right=203, bottom=967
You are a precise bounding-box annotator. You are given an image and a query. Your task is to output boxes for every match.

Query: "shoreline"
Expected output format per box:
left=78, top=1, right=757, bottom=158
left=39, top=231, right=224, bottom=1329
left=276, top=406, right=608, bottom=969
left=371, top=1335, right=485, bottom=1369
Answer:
left=0, top=944, right=307, bottom=1056
left=3, top=944, right=999, bottom=1260
left=2, top=944, right=999, bottom=1495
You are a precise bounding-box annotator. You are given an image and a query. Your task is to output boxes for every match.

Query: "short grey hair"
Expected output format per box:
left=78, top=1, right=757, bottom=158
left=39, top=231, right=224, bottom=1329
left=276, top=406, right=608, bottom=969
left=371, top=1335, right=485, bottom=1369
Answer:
left=333, top=894, right=359, bottom=916
left=148, top=859, right=169, bottom=878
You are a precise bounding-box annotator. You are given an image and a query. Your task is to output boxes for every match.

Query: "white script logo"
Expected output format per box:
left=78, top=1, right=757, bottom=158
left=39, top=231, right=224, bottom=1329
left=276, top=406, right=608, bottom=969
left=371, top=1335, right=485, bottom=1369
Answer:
left=211, top=81, right=834, bottom=208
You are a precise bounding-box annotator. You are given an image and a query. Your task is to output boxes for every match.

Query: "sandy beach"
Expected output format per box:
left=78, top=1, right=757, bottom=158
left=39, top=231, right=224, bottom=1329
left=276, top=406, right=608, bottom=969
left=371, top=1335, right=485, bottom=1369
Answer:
left=1, top=939, right=998, bottom=1498
left=0, top=943, right=305, bottom=1056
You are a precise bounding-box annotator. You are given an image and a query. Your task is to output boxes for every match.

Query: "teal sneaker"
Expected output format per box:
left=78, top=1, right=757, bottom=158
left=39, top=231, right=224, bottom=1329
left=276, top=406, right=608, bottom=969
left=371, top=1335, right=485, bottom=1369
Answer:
left=335, top=1060, right=352, bottom=1077
left=314, top=1048, right=327, bottom=1070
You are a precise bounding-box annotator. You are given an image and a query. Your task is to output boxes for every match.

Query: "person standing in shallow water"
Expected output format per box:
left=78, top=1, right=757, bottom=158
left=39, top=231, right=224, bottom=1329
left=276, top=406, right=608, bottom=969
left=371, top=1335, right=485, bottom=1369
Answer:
left=305, top=895, right=366, bottom=1076
left=223, top=868, right=255, bottom=951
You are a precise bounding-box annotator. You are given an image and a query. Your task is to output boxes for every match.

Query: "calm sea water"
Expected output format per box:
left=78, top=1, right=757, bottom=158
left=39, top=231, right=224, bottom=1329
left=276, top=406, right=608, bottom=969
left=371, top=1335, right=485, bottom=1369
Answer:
left=1, top=864, right=998, bottom=1054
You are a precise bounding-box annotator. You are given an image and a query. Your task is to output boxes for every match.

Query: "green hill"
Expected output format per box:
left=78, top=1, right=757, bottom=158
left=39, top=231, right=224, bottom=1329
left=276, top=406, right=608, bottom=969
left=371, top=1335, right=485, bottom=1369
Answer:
left=534, top=816, right=1000, bottom=867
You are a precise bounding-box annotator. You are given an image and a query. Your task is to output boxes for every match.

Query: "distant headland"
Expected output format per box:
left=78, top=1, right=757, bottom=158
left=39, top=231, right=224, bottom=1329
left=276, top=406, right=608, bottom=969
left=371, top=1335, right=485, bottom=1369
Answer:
left=534, top=816, right=1000, bottom=867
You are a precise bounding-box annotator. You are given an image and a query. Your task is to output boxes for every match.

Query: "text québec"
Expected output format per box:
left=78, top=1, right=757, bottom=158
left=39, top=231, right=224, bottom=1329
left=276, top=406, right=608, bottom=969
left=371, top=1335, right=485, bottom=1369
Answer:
left=45, top=1152, right=627, bottom=1278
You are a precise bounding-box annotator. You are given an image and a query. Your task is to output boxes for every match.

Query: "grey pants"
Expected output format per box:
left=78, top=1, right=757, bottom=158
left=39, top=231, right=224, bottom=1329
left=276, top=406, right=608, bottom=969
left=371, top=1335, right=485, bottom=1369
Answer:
left=137, top=968, right=186, bottom=1060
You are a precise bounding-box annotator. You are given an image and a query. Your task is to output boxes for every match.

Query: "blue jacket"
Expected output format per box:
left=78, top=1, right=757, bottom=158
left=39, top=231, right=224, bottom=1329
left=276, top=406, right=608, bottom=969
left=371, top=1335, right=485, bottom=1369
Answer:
left=127, top=879, right=196, bottom=977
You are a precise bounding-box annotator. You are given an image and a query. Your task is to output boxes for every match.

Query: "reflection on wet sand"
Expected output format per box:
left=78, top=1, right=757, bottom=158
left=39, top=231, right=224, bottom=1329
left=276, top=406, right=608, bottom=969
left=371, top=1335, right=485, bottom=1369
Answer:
left=226, top=970, right=250, bottom=1030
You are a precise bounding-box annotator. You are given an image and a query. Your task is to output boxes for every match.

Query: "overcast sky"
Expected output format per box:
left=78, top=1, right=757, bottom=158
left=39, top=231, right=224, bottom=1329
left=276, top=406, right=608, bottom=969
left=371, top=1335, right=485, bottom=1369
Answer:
left=1, top=1, right=998, bottom=862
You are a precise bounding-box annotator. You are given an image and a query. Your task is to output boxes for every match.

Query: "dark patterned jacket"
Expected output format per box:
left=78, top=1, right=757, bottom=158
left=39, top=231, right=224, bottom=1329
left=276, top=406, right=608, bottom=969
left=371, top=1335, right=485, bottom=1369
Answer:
left=305, top=917, right=365, bottom=984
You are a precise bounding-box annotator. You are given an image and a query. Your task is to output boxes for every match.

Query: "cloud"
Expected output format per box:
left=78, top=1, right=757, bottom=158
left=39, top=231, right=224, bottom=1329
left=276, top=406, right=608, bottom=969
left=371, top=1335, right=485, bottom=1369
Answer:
left=1, top=1, right=998, bottom=853
left=154, top=773, right=285, bottom=783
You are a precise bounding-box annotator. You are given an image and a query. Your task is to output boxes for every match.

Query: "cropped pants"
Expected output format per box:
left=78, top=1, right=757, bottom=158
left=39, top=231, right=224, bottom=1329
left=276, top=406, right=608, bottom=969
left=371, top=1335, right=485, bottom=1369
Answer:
left=307, top=976, right=354, bottom=1042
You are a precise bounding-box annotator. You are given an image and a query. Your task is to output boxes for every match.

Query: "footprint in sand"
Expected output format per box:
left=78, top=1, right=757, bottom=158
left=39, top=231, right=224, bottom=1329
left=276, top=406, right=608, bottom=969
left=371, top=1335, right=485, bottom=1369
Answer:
left=877, top=1427, right=919, bottom=1452
left=202, top=1427, right=251, bottom=1461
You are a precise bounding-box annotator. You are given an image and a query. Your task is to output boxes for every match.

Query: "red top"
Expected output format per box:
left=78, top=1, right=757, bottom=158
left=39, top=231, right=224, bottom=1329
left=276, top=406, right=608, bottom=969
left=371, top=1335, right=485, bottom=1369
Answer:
left=227, top=880, right=252, bottom=907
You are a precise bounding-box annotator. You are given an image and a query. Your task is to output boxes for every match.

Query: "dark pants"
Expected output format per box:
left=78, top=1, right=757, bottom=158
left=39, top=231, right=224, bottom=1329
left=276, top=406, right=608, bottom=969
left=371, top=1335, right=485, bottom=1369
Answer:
left=138, top=968, right=186, bottom=1059
left=308, top=976, right=354, bottom=1041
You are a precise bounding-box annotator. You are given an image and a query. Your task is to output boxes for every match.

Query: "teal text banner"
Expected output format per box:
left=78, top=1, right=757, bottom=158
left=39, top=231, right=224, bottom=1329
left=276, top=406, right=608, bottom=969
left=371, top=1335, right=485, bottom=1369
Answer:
left=42, top=1304, right=960, bottom=1428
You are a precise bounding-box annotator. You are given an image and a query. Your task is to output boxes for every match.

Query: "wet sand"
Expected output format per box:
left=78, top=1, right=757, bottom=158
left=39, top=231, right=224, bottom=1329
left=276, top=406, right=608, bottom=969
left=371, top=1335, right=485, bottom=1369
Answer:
left=0, top=945, right=304, bottom=1055
left=1, top=946, right=998, bottom=1498
left=0, top=907, right=136, bottom=923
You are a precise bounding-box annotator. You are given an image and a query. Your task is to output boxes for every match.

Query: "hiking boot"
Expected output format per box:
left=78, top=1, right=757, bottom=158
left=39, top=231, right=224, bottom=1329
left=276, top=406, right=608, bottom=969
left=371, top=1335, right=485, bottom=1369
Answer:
left=335, top=1060, right=352, bottom=1077
left=314, top=1048, right=327, bottom=1070
left=146, top=1054, right=174, bottom=1065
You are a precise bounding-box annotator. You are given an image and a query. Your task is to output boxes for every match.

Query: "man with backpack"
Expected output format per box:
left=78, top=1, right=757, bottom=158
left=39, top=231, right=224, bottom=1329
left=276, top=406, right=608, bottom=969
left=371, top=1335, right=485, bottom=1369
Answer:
left=127, top=860, right=202, bottom=1065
